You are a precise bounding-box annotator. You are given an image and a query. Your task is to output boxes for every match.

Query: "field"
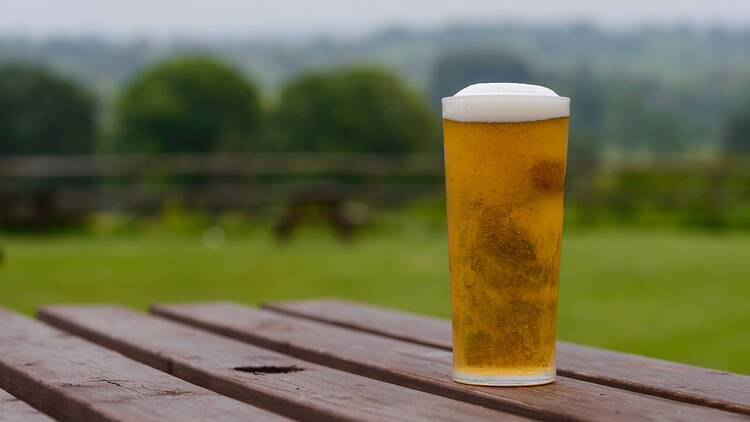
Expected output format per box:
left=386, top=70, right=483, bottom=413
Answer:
left=1, top=223, right=749, bottom=375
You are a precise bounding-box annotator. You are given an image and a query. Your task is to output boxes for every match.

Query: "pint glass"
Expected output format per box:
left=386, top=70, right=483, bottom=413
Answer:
left=442, top=83, right=570, bottom=386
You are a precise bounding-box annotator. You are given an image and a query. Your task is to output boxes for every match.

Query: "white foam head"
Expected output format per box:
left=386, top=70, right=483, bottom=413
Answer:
left=442, top=83, right=570, bottom=123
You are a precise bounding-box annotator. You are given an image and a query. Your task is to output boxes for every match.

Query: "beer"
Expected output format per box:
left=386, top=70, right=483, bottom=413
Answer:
left=442, top=83, right=570, bottom=386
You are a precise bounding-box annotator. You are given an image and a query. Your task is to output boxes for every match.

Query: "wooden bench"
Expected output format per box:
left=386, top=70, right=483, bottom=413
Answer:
left=0, top=300, right=746, bottom=421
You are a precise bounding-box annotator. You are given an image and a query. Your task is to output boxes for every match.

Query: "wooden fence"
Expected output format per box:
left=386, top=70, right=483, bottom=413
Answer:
left=0, top=154, right=445, bottom=227
left=1, top=153, right=749, bottom=228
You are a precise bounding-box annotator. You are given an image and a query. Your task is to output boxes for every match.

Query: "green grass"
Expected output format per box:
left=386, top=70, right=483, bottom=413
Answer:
left=1, top=226, right=749, bottom=375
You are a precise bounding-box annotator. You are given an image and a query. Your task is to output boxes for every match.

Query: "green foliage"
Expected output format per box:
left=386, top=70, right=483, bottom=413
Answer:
left=723, top=98, right=750, bottom=154
left=561, top=165, right=750, bottom=230
left=113, top=57, right=263, bottom=153
left=0, top=63, right=95, bottom=154
left=5, top=25, right=750, bottom=155
left=430, top=49, right=533, bottom=103
left=273, top=68, right=439, bottom=153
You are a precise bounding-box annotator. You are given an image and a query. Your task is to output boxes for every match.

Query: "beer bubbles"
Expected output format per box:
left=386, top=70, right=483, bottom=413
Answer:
left=442, top=82, right=570, bottom=385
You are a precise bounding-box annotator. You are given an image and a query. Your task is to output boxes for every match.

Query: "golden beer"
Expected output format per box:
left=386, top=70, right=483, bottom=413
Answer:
left=442, top=84, right=569, bottom=386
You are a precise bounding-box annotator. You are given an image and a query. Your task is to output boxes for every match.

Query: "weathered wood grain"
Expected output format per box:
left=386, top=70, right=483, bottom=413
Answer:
left=152, top=302, right=747, bottom=422
left=0, top=307, right=286, bottom=422
left=39, top=305, right=530, bottom=422
left=264, top=299, right=750, bottom=415
left=0, top=387, right=55, bottom=422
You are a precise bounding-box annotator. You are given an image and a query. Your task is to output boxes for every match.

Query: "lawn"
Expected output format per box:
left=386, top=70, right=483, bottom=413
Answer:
left=1, top=225, right=749, bottom=375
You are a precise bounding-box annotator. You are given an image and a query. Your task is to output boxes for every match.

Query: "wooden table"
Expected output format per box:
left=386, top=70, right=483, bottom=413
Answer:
left=0, top=300, right=748, bottom=421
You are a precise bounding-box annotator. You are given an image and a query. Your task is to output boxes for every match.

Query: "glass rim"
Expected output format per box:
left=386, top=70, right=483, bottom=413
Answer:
left=442, top=94, right=571, bottom=103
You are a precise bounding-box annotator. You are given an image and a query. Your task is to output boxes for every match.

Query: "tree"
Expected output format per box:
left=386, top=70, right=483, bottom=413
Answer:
left=114, top=57, right=263, bottom=153
left=0, top=63, right=95, bottom=154
left=430, top=49, right=534, bottom=104
left=273, top=68, right=439, bottom=153
left=723, top=99, right=750, bottom=154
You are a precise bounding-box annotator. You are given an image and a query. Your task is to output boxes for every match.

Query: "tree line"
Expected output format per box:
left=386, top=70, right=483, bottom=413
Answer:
left=1, top=53, right=749, bottom=156
left=0, top=58, right=438, bottom=156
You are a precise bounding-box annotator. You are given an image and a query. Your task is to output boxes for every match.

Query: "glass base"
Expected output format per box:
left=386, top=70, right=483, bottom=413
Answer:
left=452, top=370, right=555, bottom=386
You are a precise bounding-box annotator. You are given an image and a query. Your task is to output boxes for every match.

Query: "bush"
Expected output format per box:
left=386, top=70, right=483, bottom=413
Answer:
left=273, top=68, right=439, bottom=153
left=0, top=63, right=96, bottom=154
left=114, top=57, right=263, bottom=153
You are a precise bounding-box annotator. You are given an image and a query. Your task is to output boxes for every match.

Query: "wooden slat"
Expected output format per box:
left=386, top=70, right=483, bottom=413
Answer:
left=39, top=305, right=530, bottom=422
left=264, top=299, right=452, bottom=348
left=0, top=387, right=55, bottom=422
left=264, top=299, right=750, bottom=416
left=0, top=308, right=286, bottom=422
left=152, top=302, right=746, bottom=422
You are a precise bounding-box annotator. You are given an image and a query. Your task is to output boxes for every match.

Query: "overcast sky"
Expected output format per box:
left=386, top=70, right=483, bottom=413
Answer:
left=2, top=0, right=750, bottom=39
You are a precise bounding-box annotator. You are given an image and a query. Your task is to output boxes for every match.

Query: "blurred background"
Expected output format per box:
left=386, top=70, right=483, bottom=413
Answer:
left=1, top=1, right=749, bottom=374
